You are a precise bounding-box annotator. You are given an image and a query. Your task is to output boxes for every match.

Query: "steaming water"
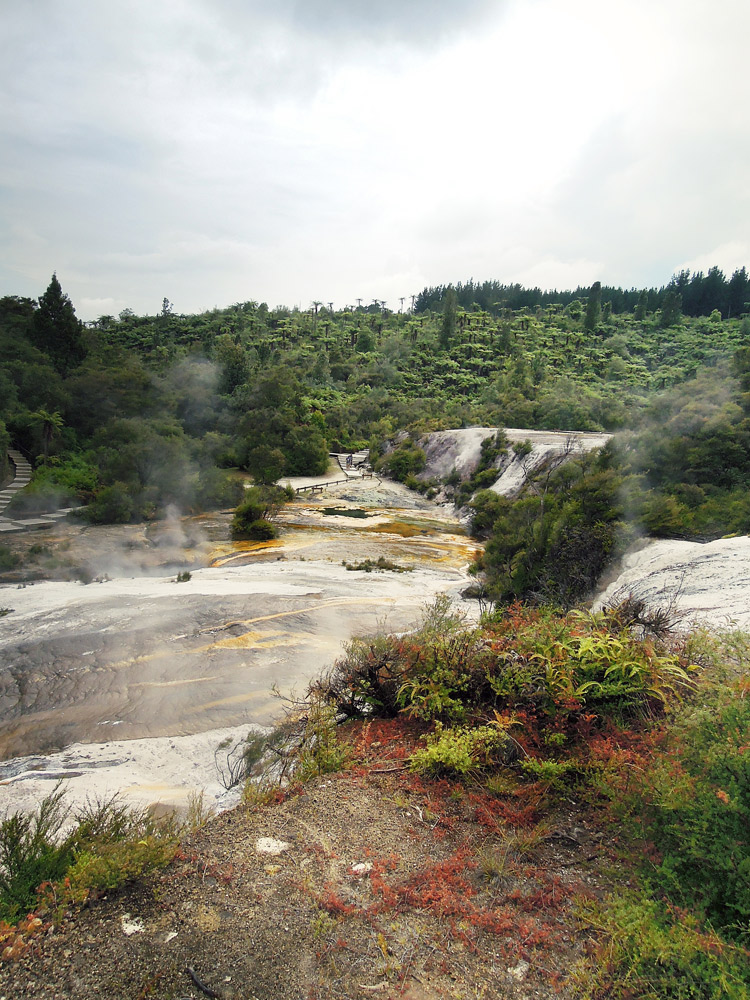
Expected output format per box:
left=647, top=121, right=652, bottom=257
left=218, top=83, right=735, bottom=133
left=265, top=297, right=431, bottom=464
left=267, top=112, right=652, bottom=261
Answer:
left=0, top=483, right=476, bottom=813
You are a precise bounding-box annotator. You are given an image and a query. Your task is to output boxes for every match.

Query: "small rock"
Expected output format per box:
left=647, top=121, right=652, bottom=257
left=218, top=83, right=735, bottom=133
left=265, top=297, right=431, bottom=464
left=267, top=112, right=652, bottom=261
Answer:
left=351, top=862, right=373, bottom=875
left=121, top=914, right=145, bottom=936
left=507, top=960, right=530, bottom=981
left=255, top=836, right=290, bottom=855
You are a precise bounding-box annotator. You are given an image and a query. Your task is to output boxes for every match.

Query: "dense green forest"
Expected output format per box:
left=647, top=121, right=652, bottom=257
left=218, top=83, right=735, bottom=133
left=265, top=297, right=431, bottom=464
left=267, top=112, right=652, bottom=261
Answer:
left=2, top=268, right=750, bottom=603
left=415, top=266, right=750, bottom=319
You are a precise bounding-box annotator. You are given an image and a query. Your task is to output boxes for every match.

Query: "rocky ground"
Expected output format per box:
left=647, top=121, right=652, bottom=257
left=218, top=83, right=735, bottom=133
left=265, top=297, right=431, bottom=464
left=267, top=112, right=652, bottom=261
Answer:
left=0, top=721, right=613, bottom=1000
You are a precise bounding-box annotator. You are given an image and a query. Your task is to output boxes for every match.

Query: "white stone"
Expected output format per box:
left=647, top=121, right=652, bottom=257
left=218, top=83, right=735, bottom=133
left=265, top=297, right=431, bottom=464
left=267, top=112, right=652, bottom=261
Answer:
left=121, top=914, right=145, bottom=936
left=507, top=960, right=530, bottom=980
left=255, top=836, right=290, bottom=855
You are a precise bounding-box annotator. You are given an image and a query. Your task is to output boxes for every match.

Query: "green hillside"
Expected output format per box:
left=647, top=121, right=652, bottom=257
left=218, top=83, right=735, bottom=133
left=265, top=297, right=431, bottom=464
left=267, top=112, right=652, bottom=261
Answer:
left=2, top=270, right=750, bottom=603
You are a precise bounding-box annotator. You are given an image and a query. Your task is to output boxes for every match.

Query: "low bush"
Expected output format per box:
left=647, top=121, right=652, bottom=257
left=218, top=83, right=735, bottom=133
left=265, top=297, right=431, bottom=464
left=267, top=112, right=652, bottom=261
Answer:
left=409, top=722, right=509, bottom=778
left=343, top=556, right=411, bottom=573
left=83, top=482, right=134, bottom=524
left=0, top=788, right=179, bottom=922
left=295, top=700, right=349, bottom=782
left=622, top=684, right=750, bottom=940
left=454, top=429, right=508, bottom=506
left=240, top=518, right=277, bottom=540
left=0, top=546, right=20, bottom=572
left=581, top=893, right=750, bottom=999
left=214, top=731, right=268, bottom=790
left=579, top=669, right=750, bottom=998
left=376, top=441, right=426, bottom=482
left=0, top=789, right=74, bottom=921
left=230, top=484, right=291, bottom=540
left=317, top=601, right=694, bottom=732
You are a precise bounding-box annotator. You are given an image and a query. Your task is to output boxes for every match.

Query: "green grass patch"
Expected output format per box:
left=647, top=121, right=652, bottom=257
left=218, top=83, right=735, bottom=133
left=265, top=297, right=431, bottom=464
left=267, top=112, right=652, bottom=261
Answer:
left=343, top=556, right=412, bottom=573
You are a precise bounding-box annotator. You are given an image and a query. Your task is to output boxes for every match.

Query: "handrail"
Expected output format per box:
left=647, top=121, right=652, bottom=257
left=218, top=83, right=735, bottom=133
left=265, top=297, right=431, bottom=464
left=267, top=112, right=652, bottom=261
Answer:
left=295, top=472, right=378, bottom=493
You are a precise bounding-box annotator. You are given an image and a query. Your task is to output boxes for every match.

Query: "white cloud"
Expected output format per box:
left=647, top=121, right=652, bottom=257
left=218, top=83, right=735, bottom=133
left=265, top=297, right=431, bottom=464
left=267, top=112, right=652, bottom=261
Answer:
left=1, top=0, right=748, bottom=318
left=678, top=243, right=750, bottom=279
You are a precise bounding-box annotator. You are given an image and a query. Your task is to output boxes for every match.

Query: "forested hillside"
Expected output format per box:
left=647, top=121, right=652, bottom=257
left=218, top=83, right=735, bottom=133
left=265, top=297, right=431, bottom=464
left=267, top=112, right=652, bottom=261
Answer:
left=2, top=269, right=750, bottom=602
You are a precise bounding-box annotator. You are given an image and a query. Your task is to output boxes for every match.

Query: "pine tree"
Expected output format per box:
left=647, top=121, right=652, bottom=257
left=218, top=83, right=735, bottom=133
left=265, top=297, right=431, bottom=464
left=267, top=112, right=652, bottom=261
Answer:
left=440, top=286, right=457, bottom=349
left=659, top=288, right=682, bottom=328
left=584, top=281, right=602, bottom=332
left=728, top=267, right=749, bottom=318
left=634, top=289, right=648, bottom=321
left=30, top=274, right=87, bottom=373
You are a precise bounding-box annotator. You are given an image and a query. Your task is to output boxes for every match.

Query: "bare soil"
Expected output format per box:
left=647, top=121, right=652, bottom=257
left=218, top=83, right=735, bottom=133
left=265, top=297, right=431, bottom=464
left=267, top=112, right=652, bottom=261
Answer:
left=0, top=724, right=613, bottom=1000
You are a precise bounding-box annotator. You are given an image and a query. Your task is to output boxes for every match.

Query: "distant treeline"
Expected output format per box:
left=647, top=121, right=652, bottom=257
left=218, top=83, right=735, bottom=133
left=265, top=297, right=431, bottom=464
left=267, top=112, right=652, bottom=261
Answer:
left=414, top=266, right=750, bottom=319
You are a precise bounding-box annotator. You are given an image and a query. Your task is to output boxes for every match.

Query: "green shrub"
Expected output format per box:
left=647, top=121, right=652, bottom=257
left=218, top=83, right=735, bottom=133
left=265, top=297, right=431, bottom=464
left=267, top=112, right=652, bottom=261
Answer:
left=317, top=602, right=694, bottom=731
left=242, top=518, right=277, bottom=540
left=0, top=788, right=74, bottom=921
left=468, top=489, right=506, bottom=537
left=296, top=700, right=349, bottom=782
left=0, top=789, right=178, bottom=921
left=0, top=545, right=20, bottom=572
left=378, top=441, right=426, bottom=482
left=582, top=893, right=750, bottom=999
left=520, top=757, right=584, bottom=789
left=84, top=482, right=134, bottom=524
left=631, top=687, right=750, bottom=938
left=63, top=797, right=177, bottom=902
left=409, top=723, right=507, bottom=777
left=33, top=455, right=99, bottom=501
left=230, top=484, right=289, bottom=539
left=453, top=430, right=507, bottom=506
left=343, top=556, right=411, bottom=573
left=476, top=450, right=627, bottom=607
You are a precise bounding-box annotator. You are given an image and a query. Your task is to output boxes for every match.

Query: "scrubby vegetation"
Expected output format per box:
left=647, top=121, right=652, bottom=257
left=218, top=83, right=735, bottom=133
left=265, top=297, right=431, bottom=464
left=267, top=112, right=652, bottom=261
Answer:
left=0, top=593, right=746, bottom=997
left=342, top=556, right=411, bottom=573
left=3, top=268, right=750, bottom=994
left=2, top=267, right=749, bottom=535
left=0, top=787, right=180, bottom=928
left=230, top=484, right=293, bottom=540
left=296, top=596, right=749, bottom=998
left=5, top=266, right=750, bottom=609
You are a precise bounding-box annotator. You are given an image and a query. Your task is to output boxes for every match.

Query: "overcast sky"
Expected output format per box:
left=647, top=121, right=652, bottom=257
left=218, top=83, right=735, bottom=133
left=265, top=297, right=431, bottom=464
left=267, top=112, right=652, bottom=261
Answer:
left=1, top=0, right=748, bottom=320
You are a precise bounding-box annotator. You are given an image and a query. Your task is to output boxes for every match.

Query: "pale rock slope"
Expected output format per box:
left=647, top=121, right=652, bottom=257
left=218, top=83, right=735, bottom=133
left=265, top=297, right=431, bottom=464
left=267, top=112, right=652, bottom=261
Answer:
left=419, top=427, right=611, bottom=496
left=595, top=536, right=750, bottom=631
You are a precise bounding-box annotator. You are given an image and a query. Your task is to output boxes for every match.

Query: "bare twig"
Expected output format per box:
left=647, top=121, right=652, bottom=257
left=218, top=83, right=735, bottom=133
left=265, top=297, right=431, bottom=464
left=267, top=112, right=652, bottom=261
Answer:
left=185, top=966, right=220, bottom=998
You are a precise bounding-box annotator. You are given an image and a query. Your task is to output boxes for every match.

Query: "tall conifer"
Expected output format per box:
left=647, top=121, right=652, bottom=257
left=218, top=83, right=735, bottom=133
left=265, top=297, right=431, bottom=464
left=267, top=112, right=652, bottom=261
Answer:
left=31, top=273, right=87, bottom=373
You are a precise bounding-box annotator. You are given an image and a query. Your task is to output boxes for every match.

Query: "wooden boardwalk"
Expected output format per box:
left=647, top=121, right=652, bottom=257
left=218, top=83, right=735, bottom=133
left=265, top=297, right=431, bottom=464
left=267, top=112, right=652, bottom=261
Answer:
left=294, top=451, right=375, bottom=494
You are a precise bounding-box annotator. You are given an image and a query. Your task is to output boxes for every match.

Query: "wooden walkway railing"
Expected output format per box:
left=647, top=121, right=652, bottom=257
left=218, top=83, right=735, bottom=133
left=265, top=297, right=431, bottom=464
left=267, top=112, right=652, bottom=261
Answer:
left=295, top=472, right=377, bottom=494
